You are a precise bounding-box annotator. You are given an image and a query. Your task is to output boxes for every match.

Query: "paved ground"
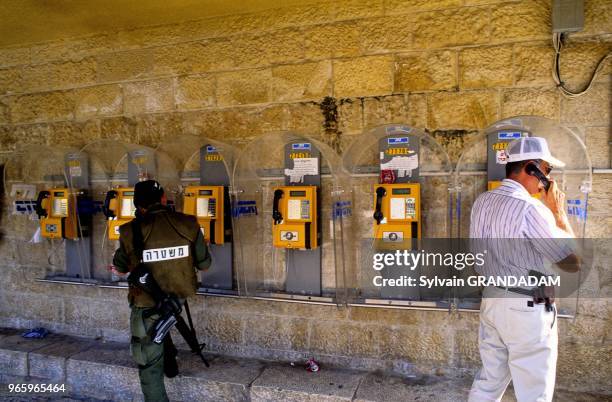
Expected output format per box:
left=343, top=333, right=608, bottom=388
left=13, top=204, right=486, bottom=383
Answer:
left=0, top=328, right=608, bottom=401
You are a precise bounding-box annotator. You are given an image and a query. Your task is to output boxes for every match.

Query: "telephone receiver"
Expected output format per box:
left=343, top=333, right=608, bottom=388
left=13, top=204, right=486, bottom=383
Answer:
left=373, top=186, right=386, bottom=224
left=272, top=189, right=284, bottom=224
left=526, top=163, right=551, bottom=192
left=35, top=190, right=50, bottom=218
left=103, top=190, right=118, bottom=218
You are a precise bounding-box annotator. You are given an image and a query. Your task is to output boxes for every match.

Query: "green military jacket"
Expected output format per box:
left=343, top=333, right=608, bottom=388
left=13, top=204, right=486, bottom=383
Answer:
left=113, top=204, right=212, bottom=307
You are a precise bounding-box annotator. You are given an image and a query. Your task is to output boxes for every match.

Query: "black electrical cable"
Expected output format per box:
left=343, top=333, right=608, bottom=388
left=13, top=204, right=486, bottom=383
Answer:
left=552, top=32, right=612, bottom=98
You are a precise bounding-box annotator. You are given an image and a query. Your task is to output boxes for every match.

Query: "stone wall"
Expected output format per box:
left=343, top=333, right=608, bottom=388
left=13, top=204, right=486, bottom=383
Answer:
left=0, top=0, right=610, bottom=394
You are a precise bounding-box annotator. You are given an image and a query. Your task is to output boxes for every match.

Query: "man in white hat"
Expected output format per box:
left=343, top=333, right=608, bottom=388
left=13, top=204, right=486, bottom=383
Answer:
left=468, top=137, right=580, bottom=401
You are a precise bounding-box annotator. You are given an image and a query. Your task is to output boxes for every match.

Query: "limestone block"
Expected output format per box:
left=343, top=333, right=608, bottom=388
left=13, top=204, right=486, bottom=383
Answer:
left=243, top=316, right=308, bottom=350
left=0, top=45, right=30, bottom=68
left=304, top=22, right=360, bottom=60
left=333, top=55, right=394, bottom=98
left=165, top=353, right=263, bottom=402
left=360, top=16, right=413, bottom=54
left=396, top=50, right=457, bottom=92
left=557, top=342, right=612, bottom=393
left=354, top=373, right=473, bottom=402
left=0, top=67, right=23, bottom=95
left=334, top=0, right=384, bottom=21
left=0, top=238, right=19, bottom=266
left=96, top=49, right=153, bottom=82
left=385, top=0, right=462, bottom=14
left=430, top=129, right=480, bottom=165
left=586, top=175, right=612, bottom=220
left=123, top=79, right=174, bottom=115
left=74, top=84, right=122, bottom=121
left=362, top=95, right=409, bottom=129
left=556, top=38, right=612, bottom=92
left=464, top=0, right=514, bottom=4
left=271, top=61, right=332, bottom=102
left=233, top=29, right=305, bottom=69
left=259, top=104, right=290, bottom=133
left=200, top=310, right=243, bottom=345
left=194, top=14, right=264, bottom=39
left=181, top=106, right=283, bottom=140
left=202, top=295, right=348, bottom=321
left=251, top=365, right=365, bottom=402
left=5, top=210, right=47, bottom=241
left=30, top=34, right=113, bottom=64
left=230, top=35, right=272, bottom=69
left=379, top=326, right=452, bottom=363
left=153, top=40, right=231, bottom=76
left=0, top=334, right=65, bottom=377
left=216, top=69, right=272, bottom=106
left=460, top=45, right=513, bottom=89
left=66, top=342, right=140, bottom=401
left=581, top=0, right=612, bottom=36
left=100, top=116, right=138, bottom=143
left=428, top=90, right=499, bottom=130
left=561, top=82, right=610, bottom=125
left=63, top=298, right=94, bottom=331
left=453, top=329, right=480, bottom=367
left=337, top=98, right=363, bottom=135
left=29, top=338, right=94, bottom=381
left=46, top=120, right=102, bottom=147
left=22, top=58, right=97, bottom=93
left=264, top=29, right=306, bottom=65
left=309, top=320, right=381, bottom=357
left=285, top=102, right=325, bottom=135
left=135, top=112, right=183, bottom=147
left=501, top=88, right=560, bottom=120
left=7, top=292, right=64, bottom=323
left=8, top=124, right=49, bottom=151
left=116, top=20, right=205, bottom=50
left=585, top=126, right=610, bottom=169
left=10, top=91, right=74, bottom=124
left=491, top=0, right=550, bottom=42
left=514, top=42, right=554, bottom=86
left=262, top=3, right=336, bottom=30
left=559, top=315, right=609, bottom=344
left=175, top=75, right=216, bottom=111
left=348, top=306, right=433, bottom=326
left=413, top=7, right=489, bottom=48
left=0, top=100, right=8, bottom=125
left=89, top=300, right=130, bottom=332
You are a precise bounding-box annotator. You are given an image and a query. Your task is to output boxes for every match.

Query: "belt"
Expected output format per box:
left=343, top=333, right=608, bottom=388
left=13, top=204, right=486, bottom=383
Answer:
left=495, top=286, right=534, bottom=297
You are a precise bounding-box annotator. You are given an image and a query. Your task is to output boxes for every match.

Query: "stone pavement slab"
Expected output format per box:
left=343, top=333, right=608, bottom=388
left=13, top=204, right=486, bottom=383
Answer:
left=29, top=337, right=95, bottom=381
left=164, top=352, right=265, bottom=402
left=251, top=364, right=366, bottom=402
left=66, top=340, right=140, bottom=401
left=0, top=328, right=610, bottom=401
left=0, top=333, right=66, bottom=377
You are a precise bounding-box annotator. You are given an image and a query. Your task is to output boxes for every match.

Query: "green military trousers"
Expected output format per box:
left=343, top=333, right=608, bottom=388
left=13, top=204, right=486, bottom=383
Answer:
left=130, top=306, right=168, bottom=402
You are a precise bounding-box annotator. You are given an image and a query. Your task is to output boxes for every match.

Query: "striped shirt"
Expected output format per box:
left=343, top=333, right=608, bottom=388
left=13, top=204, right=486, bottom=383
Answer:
left=470, top=179, right=574, bottom=278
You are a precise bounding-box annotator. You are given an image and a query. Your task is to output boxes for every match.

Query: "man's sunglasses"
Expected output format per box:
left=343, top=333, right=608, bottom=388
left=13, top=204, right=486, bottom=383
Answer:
left=534, top=160, right=552, bottom=175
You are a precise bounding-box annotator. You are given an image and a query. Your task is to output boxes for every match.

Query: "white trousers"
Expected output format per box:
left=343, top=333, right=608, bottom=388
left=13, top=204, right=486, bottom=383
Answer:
left=468, top=288, right=558, bottom=402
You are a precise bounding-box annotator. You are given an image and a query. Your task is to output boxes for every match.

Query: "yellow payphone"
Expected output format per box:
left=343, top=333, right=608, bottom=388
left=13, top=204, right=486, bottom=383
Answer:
left=272, top=185, right=318, bottom=249
left=103, top=188, right=136, bottom=240
left=35, top=188, right=81, bottom=240
left=373, top=183, right=421, bottom=242
left=183, top=185, right=225, bottom=244
left=488, top=181, right=502, bottom=191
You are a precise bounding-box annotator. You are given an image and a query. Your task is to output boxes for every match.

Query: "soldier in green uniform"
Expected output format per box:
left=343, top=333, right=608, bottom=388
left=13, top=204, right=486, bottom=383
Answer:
left=112, top=180, right=211, bottom=402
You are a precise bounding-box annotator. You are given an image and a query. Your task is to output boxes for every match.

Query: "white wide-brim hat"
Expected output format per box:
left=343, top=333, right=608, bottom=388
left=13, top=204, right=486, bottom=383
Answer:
left=506, top=136, right=565, bottom=168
